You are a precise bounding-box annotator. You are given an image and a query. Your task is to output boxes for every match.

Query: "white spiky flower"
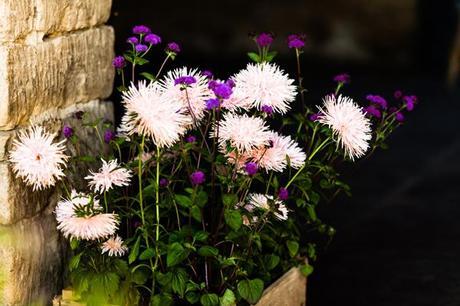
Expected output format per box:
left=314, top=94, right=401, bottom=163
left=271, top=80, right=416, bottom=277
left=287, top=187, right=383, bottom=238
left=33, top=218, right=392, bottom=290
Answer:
left=318, top=95, right=372, bottom=160
left=232, top=62, right=297, bottom=114
left=85, top=159, right=132, bottom=193
left=252, top=132, right=306, bottom=172
left=8, top=125, right=68, bottom=191
left=159, top=67, right=213, bottom=126
left=121, top=80, right=189, bottom=147
left=101, top=236, right=128, bottom=257
left=213, top=113, right=271, bottom=153
left=55, top=191, right=119, bottom=240
left=247, top=193, right=289, bottom=221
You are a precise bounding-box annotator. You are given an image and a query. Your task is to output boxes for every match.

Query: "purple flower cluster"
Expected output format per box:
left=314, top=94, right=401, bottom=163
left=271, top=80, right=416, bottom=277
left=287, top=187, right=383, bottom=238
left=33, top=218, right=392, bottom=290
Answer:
left=174, top=76, right=197, bottom=86
left=127, top=36, right=139, bottom=45
left=104, top=129, right=115, bottom=143
left=209, top=80, right=233, bottom=99
left=135, top=44, right=149, bottom=53
left=363, top=105, right=381, bottom=118
left=185, top=135, right=197, bottom=143
left=256, top=33, right=274, bottom=47
left=167, top=42, right=181, bottom=54
left=159, top=178, right=169, bottom=188
left=206, top=98, right=220, bottom=110
left=62, top=124, right=73, bottom=138
left=190, top=171, right=205, bottom=185
left=287, top=34, right=306, bottom=49
left=202, top=70, right=214, bottom=79
left=309, top=113, right=322, bottom=121
left=333, top=73, right=350, bottom=84
left=389, top=107, right=405, bottom=122
left=112, top=56, right=126, bottom=69
left=132, top=25, right=151, bottom=35
left=403, top=95, right=417, bottom=111
left=145, top=33, right=161, bottom=45
left=278, top=187, right=289, bottom=201
left=261, top=105, right=274, bottom=116
left=245, top=162, right=258, bottom=176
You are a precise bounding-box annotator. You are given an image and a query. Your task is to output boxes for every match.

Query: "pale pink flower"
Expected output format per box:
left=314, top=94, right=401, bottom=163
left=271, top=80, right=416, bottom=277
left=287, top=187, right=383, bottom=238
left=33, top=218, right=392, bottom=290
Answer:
left=247, top=193, right=289, bottom=221
left=213, top=113, right=271, bottom=153
left=160, top=67, right=213, bottom=126
left=252, top=132, right=306, bottom=172
left=101, top=236, right=128, bottom=257
left=318, top=95, right=372, bottom=160
left=274, top=203, right=289, bottom=221
left=8, top=125, right=68, bottom=191
left=55, top=191, right=119, bottom=240
left=232, top=62, right=297, bottom=114
left=85, top=159, right=132, bottom=193
left=121, top=80, right=188, bottom=147
left=223, top=150, right=251, bottom=170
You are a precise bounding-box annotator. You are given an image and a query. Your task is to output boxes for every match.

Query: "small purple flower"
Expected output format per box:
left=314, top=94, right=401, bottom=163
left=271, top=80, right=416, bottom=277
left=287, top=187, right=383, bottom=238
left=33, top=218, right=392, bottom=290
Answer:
left=206, top=98, right=220, bottom=110
left=159, top=178, right=169, bottom=188
left=145, top=33, right=161, bottom=45
left=202, top=70, right=213, bottom=79
left=366, top=94, right=388, bottom=109
left=208, top=80, right=218, bottom=90
left=278, top=187, right=289, bottom=201
left=74, top=111, right=84, bottom=120
left=212, top=83, right=233, bottom=99
left=174, top=76, right=197, bottom=86
left=333, top=73, right=350, bottom=84
left=127, top=36, right=139, bottom=44
left=132, top=25, right=151, bottom=35
left=62, top=124, right=73, bottom=138
left=403, top=95, right=417, bottom=111
left=190, top=171, right=205, bottom=186
left=394, top=90, right=403, bottom=99
left=261, top=105, right=273, bottom=116
left=256, top=33, right=274, bottom=47
left=112, top=56, right=126, bottom=69
left=186, top=135, right=197, bottom=143
left=287, top=34, right=306, bottom=49
left=135, top=44, right=148, bottom=53
left=245, top=162, right=258, bottom=176
left=364, top=105, right=381, bottom=118
left=395, top=111, right=405, bottom=122
left=104, top=129, right=115, bottom=143
left=309, top=113, right=322, bottom=121
left=167, top=42, right=181, bottom=53
left=226, top=79, right=236, bottom=88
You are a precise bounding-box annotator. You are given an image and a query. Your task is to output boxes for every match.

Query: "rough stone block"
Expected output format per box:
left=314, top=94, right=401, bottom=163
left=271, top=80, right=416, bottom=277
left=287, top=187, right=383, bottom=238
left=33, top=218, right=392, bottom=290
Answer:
left=0, top=26, right=115, bottom=130
left=0, top=0, right=112, bottom=43
left=0, top=100, right=114, bottom=225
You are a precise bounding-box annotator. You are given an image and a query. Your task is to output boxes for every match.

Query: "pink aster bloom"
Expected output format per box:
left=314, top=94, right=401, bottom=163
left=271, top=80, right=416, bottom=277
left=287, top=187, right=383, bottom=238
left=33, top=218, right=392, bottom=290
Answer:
left=101, top=236, right=128, bottom=257
left=85, top=159, right=132, bottom=193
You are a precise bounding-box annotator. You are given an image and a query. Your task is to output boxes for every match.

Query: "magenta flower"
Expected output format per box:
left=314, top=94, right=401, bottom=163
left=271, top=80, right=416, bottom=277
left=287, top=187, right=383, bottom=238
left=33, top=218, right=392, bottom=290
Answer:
left=112, top=56, right=126, bottom=69
left=202, top=70, right=213, bottom=79
left=364, top=105, right=381, bottom=118
left=104, top=130, right=115, bottom=143
left=62, top=125, right=73, bottom=138
left=132, top=25, right=151, bottom=35
left=366, top=94, right=387, bottom=109
left=333, top=73, right=350, bottom=84
left=190, top=171, right=205, bottom=185
left=394, top=90, right=403, bottom=99
left=212, top=82, right=233, bottom=99
left=261, top=105, right=274, bottom=116
left=287, top=34, right=306, bottom=49
left=135, top=44, right=148, bottom=53
left=395, top=111, right=405, bottom=122
left=309, top=113, right=322, bottom=121
left=145, top=33, right=161, bottom=45
left=278, top=187, right=289, bottom=201
left=256, top=33, right=274, bottom=47
left=403, top=95, right=417, bottom=111
left=245, top=162, right=258, bottom=176
left=185, top=135, right=197, bottom=143
left=159, top=178, right=169, bottom=188
left=206, top=98, right=220, bottom=110
left=167, top=42, right=181, bottom=53
left=127, top=36, right=139, bottom=45
left=174, top=76, right=197, bottom=86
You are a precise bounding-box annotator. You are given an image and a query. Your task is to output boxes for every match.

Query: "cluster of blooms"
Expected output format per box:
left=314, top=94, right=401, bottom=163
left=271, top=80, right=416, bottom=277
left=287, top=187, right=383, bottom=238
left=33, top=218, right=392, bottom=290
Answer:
left=363, top=91, right=417, bottom=122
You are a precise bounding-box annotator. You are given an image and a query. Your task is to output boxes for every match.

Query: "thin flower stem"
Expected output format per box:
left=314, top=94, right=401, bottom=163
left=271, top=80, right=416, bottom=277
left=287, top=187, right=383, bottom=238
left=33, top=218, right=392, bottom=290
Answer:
left=295, top=48, right=306, bottom=110
left=138, top=135, right=146, bottom=226
left=265, top=172, right=274, bottom=194
left=155, top=145, right=161, bottom=244
left=103, top=191, right=108, bottom=212
left=155, top=54, right=171, bottom=80
left=285, top=137, right=331, bottom=188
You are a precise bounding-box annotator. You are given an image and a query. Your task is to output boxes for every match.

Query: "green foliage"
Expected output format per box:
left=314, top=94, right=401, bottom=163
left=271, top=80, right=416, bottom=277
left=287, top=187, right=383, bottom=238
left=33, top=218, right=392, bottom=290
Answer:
left=237, top=279, right=264, bottom=304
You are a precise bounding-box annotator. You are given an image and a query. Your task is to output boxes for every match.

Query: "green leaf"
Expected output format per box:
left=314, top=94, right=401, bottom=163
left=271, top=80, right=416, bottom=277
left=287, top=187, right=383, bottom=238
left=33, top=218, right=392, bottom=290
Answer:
left=134, top=57, right=149, bottom=65
left=69, top=252, right=82, bottom=271
left=132, top=267, right=149, bottom=285
left=129, top=235, right=141, bottom=264
left=222, top=194, right=238, bottom=207
left=237, top=279, right=264, bottom=304
left=167, top=242, right=190, bottom=267
left=171, top=270, right=188, bottom=298
left=306, top=204, right=317, bottom=221
left=200, top=293, right=219, bottom=306
left=286, top=240, right=299, bottom=257
left=151, top=293, right=173, bottom=306
left=266, top=51, right=278, bottom=62
left=175, top=194, right=192, bottom=208
left=299, top=263, right=314, bottom=277
left=185, top=291, right=200, bottom=304
left=264, top=254, right=280, bottom=270
left=220, top=289, right=236, bottom=306
left=140, top=72, right=156, bottom=81
left=139, top=247, right=155, bottom=260
left=196, top=191, right=208, bottom=208
left=193, top=230, right=209, bottom=242
left=224, top=210, right=242, bottom=231
left=190, top=205, right=202, bottom=222
left=198, top=246, right=219, bottom=257
left=247, top=52, right=261, bottom=63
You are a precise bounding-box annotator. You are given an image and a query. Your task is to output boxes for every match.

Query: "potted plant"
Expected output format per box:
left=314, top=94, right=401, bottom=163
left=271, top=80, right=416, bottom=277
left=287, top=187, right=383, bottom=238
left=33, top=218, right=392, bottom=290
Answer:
left=9, top=26, right=416, bottom=306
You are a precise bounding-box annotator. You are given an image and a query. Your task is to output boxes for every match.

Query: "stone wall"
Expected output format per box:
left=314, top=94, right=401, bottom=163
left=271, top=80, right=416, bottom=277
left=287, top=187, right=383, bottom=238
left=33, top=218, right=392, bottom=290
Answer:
left=0, top=1, right=114, bottom=305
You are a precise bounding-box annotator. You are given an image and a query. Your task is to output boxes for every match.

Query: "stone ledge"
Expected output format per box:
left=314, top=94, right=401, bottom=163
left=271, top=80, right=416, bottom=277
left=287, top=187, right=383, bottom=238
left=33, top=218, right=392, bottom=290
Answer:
left=0, top=0, right=112, bottom=43
left=0, top=26, right=115, bottom=130
left=0, top=100, right=114, bottom=225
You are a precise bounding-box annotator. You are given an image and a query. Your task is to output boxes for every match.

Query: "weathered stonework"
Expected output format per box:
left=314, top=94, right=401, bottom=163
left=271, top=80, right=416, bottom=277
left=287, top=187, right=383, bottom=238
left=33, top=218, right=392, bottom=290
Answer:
left=0, top=0, right=112, bottom=43
left=0, top=26, right=115, bottom=130
left=0, top=0, right=114, bottom=304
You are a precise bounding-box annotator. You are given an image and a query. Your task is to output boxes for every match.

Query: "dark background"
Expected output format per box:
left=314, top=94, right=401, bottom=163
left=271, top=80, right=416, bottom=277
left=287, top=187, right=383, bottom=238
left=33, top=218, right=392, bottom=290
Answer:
left=109, top=1, right=460, bottom=305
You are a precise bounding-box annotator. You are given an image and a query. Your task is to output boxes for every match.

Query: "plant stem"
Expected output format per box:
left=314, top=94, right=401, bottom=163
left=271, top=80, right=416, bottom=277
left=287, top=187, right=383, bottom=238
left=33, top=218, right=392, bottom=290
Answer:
left=155, top=54, right=171, bottom=80
left=138, top=135, right=146, bottom=226
left=155, top=145, right=161, bottom=245
left=103, top=191, right=108, bottom=212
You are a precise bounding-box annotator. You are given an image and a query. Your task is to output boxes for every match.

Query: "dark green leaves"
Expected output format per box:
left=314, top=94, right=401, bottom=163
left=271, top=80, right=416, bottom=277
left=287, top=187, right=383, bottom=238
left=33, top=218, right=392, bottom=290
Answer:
left=299, top=263, right=314, bottom=277
left=139, top=248, right=155, bottom=260
left=171, top=269, right=188, bottom=297
left=237, top=279, right=264, bottom=304
left=198, top=246, right=219, bottom=257
left=247, top=52, right=261, bottom=63
left=286, top=241, right=299, bottom=257
left=167, top=242, right=189, bottom=267
left=200, top=293, right=219, bottom=306
left=224, top=210, right=242, bottom=231
left=175, top=195, right=192, bottom=208
left=129, top=236, right=141, bottom=264
left=220, top=289, right=236, bottom=306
